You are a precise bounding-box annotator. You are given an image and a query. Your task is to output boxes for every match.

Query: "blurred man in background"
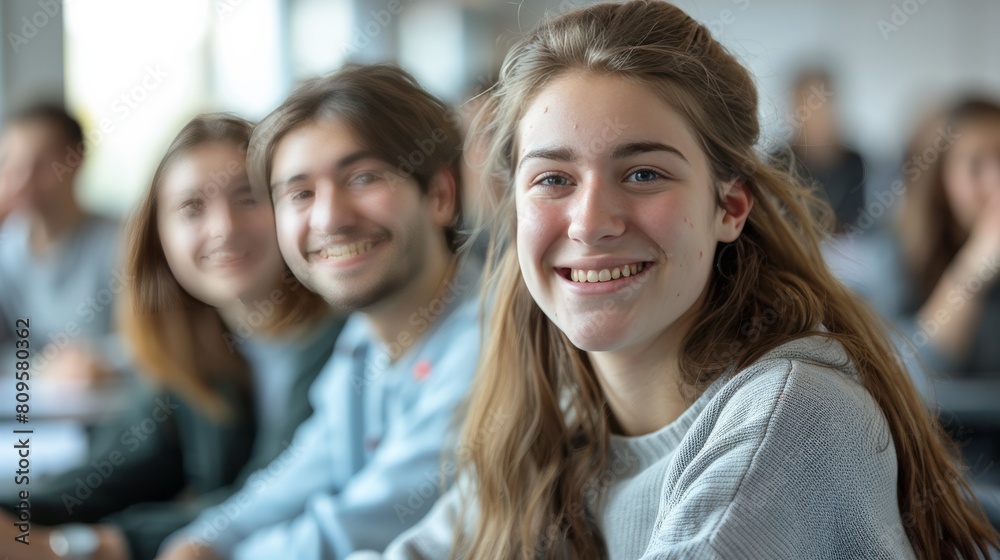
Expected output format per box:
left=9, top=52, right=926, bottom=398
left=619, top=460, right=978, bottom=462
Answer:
left=0, top=104, right=125, bottom=388
left=781, top=68, right=867, bottom=233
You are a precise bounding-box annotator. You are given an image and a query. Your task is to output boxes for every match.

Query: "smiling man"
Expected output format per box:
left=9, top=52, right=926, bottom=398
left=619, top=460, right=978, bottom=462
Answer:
left=159, top=64, right=482, bottom=560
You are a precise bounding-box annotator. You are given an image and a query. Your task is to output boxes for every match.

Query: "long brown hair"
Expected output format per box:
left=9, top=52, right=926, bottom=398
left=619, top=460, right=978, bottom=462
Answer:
left=120, top=113, right=329, bottom=419
left=457, top=2, right=999, bottom=558
left=898, top=98, right=1000, bottom=301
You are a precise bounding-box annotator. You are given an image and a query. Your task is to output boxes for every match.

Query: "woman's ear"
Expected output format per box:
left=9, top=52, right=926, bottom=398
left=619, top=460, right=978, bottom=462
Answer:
left=716, top=178, right=753, bottom=243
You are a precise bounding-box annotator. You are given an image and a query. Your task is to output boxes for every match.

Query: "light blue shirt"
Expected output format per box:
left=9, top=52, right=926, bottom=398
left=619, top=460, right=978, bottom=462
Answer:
left=166, top=258, right=483, bottom=559
left=0, top=213, right=125, bottom=374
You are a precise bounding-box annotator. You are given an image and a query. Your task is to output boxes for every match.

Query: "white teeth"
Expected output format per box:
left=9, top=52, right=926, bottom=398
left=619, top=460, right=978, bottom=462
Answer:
left=320, top=241, right=374, bottom=260
left=568, top=262, right=648, bottom=283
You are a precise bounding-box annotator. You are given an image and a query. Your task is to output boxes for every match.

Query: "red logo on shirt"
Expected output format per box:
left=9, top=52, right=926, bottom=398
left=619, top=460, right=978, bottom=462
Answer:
left=413, top=359, right=432, bottom=382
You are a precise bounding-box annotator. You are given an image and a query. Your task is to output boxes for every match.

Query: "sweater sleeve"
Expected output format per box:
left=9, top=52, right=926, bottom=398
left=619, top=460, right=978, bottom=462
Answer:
left=640, top=359, right=915, bottom=560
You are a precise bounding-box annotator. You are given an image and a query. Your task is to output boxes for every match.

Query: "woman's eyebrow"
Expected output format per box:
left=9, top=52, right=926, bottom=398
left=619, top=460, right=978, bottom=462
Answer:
left=517, top=142, right=689, bottom=169
left=611, top=141, right=689, bottom=164
left=167, top=186, right=202, bottom=202
left=518, top=146, right=577, bottom=168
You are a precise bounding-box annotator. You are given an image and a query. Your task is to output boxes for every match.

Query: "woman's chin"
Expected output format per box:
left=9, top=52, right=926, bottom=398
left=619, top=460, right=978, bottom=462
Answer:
left=565, top=329, right=630, bottom=353
left=205, top=283, right=270, bottom=309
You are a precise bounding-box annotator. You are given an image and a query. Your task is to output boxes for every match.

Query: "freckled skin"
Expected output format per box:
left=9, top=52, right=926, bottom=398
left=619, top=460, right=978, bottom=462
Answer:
left=514, top=72, right=739, bottom=353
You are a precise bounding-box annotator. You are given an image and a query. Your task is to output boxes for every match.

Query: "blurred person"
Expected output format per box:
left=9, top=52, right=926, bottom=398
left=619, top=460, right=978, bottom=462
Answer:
left=779, top=68, right=867, bottom=233
left=0, top=113, right=343, bottom=560
left=848, top=98, right=1000, bottom=381
left=157, top=64, right=481, bottom=560
left=0, top=104, right=123, bottom=387
left=843, top=98, right=1000, bottom=528
left=360, top=2, right=998, bottom=559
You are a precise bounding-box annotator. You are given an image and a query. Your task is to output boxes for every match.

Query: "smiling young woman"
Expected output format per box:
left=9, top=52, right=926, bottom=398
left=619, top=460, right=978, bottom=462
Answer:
left=363, top=2, right=1000, bottom=559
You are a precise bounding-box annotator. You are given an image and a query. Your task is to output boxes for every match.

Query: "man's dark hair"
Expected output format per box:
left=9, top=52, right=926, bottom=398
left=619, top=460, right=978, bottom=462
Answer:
left=8, top=103, right=85, bottom=155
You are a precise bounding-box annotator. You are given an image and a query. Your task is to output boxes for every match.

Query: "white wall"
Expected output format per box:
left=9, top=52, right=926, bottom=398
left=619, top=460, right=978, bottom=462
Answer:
left=682, top=0, right=1000, bottom=162
left=0, top=0, right=65, bottom=119
left=3, top=0, right=999, bottom=214
left=518, top=0, right=1000, bottom=164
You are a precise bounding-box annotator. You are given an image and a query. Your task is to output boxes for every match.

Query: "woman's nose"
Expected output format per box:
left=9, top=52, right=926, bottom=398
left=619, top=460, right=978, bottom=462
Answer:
left=566, top=178, right=626, bottom=245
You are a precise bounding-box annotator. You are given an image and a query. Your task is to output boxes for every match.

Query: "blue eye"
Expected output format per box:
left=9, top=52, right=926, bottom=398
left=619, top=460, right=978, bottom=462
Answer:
left=537, top=173, right=571, bottom=187
left=627, top=168, right=662, bottom=183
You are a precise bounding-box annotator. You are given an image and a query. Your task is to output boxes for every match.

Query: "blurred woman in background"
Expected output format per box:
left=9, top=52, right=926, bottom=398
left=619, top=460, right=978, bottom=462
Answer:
left=846, top=98, right=1000, bottom=530
left=1, top=114, right=343, bottom=560
left=873, top=98, right=1000, bottom=377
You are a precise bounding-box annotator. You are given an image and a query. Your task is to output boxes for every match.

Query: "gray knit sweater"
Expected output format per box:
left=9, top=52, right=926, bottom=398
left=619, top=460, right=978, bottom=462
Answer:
left=356, top=335, right=917, bottom=559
